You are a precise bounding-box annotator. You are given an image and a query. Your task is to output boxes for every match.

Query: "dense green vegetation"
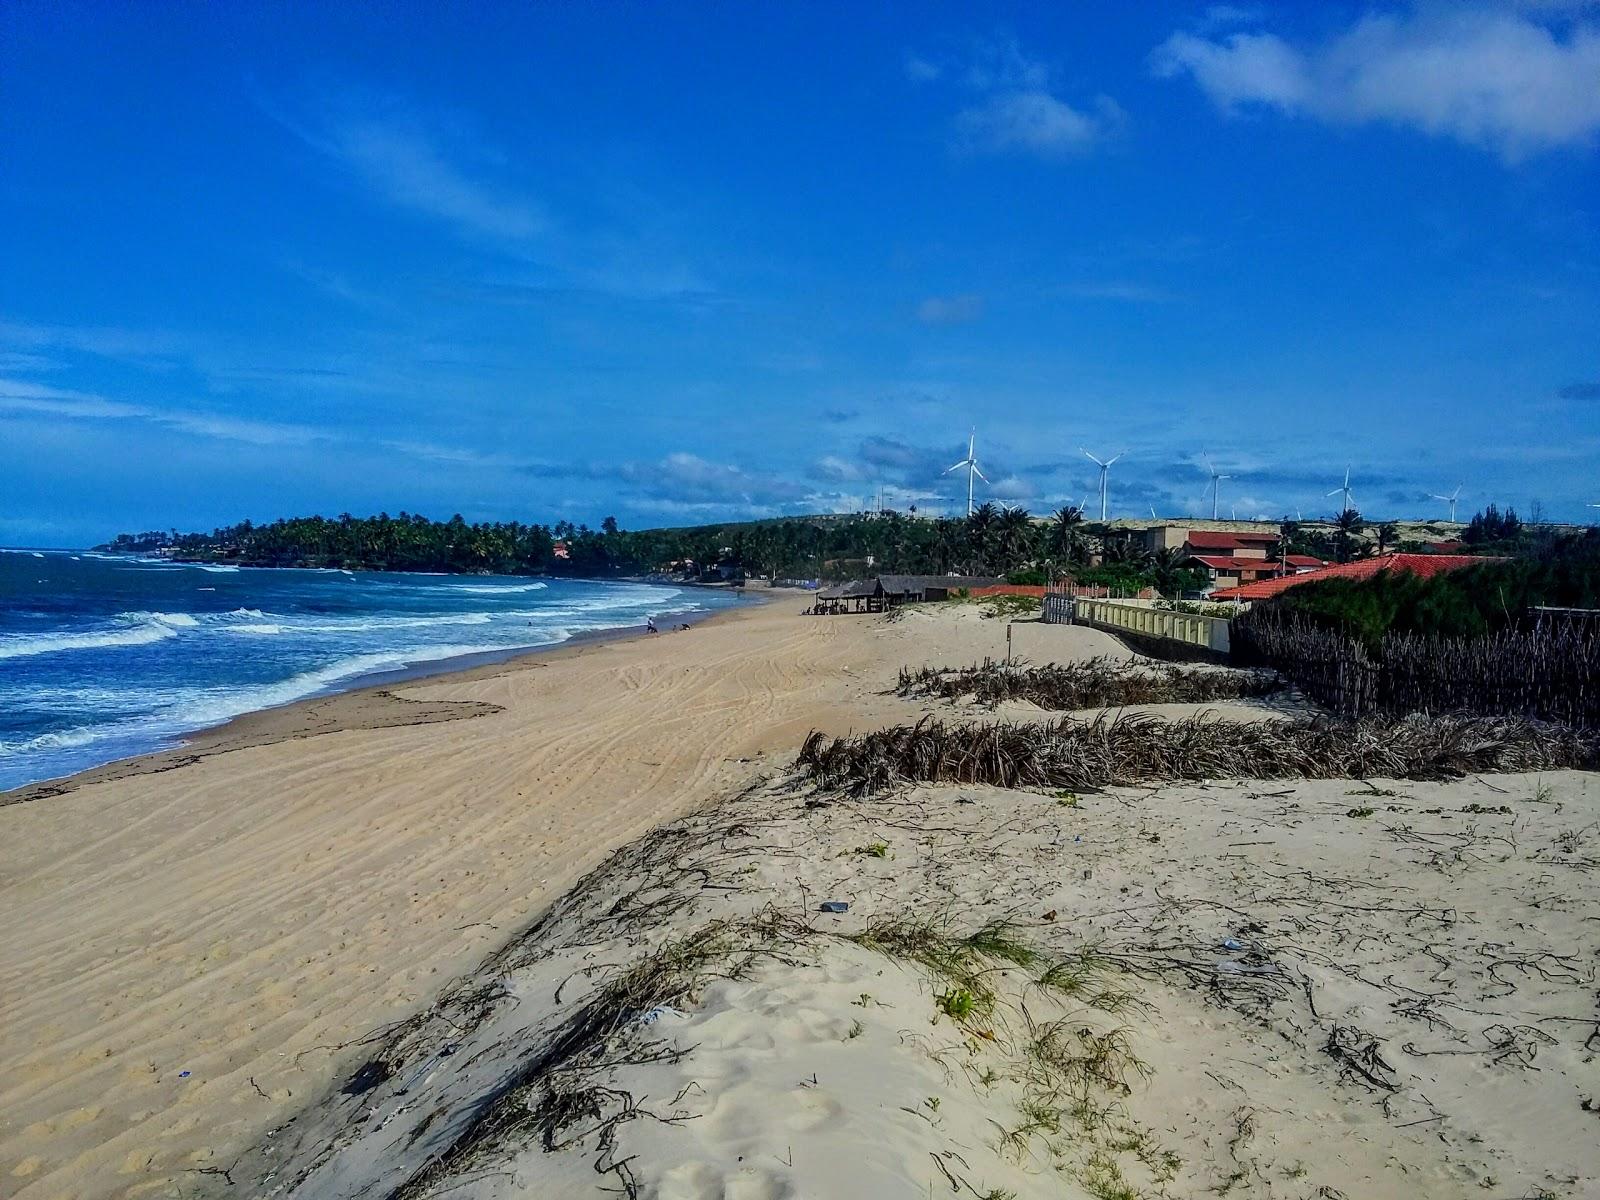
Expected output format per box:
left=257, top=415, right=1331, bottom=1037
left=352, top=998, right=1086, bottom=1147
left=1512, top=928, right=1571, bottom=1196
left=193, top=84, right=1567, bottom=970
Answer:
left=1264, top=530, right=1600, bottom=647
left=102, top=504, right=1210, bottom=593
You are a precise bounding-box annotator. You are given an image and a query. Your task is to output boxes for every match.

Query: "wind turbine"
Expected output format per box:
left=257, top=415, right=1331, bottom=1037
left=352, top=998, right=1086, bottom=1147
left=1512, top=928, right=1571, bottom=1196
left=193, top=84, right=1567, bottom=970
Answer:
left=1429, top=485, right=1464, bottom=523
left=944, top=429, right=988, bottom=517
left=1082, top=448, right=1124, bottom=522
left=1327, top=466, right=1357, bottom=513
left=1202, top=453, right=1231, bottom=521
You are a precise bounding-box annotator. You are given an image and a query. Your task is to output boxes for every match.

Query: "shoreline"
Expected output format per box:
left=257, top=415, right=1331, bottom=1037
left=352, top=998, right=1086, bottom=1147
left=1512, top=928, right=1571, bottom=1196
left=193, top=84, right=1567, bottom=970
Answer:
left=2, top=589, right=892, bottom=1200
left=1, top=586, right=773, bottom=806
left=4, top=599, right=1592, bottom=1199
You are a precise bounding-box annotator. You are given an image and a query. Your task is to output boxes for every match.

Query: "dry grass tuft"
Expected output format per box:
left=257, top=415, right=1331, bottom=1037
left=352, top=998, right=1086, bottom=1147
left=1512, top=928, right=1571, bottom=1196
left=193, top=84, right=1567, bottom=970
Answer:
left=897, top=657, right=1282, bottom=711
left=797, top=711, right=1598, bottom=796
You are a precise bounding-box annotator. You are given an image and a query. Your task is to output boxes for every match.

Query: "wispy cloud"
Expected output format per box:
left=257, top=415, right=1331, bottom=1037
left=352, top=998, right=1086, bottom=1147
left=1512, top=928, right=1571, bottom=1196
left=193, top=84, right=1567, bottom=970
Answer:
left=279, top=98, right=546, bottom=243
left=0, top=320, right=182, bottom=366
left=911, top=35, right=1125, bottom=160
left=1152, top=7, right=1600, bottom=159
left=1054, top=281, right=1179, bottom=303
left=903, top=52, right=942, bottom=83
left=916, top=293, right=985, bottom=325
left=0, top=376, right=327, bottom=446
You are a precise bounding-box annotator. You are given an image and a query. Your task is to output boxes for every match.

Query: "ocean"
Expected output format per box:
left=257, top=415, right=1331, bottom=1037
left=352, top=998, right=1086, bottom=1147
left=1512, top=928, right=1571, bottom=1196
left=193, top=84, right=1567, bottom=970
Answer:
left=0, top=550, right=740, bottom=792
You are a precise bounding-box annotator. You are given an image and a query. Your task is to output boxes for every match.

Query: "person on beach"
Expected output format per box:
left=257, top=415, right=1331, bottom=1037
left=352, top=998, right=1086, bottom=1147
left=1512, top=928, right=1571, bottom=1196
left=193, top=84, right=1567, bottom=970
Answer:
left=646, top=616, right=657, bottom=634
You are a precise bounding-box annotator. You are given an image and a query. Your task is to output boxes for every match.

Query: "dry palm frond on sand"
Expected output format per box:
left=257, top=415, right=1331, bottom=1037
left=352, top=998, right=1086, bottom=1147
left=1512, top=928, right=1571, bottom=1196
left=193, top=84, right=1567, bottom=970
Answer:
left=797, top=711, right=1599, bottom=795
left=896, top=656, right=1282, bottom=710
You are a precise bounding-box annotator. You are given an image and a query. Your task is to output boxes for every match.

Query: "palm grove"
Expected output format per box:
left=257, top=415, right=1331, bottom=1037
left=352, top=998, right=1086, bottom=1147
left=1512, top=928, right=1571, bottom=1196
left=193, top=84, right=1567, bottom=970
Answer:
left=102, top=502, right=1517, bottom=595
left=104, top=506, right=1204, bottom=591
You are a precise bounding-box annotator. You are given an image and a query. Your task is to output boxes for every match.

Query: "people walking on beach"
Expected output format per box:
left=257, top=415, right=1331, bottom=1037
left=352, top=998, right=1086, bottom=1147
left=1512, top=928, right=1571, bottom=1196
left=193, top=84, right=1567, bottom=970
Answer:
left=646, top=616, right=657, bottom=634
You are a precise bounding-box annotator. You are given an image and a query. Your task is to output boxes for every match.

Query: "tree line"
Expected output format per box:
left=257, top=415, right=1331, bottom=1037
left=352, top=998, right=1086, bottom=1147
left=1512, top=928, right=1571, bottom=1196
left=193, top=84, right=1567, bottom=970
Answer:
left=101, top=504, right=1212, bottom=592
left=1259, top=529, right=1600, bottom=647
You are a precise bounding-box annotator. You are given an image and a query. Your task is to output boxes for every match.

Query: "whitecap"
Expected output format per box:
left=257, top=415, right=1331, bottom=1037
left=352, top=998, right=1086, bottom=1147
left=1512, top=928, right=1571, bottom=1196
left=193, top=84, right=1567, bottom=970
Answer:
left=444, top=581, right=550, bottom=594
left=0, top=619, right=179, bottom=661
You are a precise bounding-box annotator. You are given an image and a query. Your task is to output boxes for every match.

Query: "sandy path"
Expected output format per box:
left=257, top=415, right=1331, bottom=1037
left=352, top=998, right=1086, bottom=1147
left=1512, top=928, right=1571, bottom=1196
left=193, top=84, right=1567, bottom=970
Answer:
left=0, top=598, right=896, bottom=1199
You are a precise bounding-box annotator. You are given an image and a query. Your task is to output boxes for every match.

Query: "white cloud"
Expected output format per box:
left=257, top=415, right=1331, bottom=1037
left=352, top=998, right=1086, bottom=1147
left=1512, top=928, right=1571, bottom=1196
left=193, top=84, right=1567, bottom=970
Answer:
left=809, top=454, right=870, bottom=483
left=955, top=91, right=1125, bottom=157
left=1152, top=8, right=1600, bottom=158
left=1152, top=31, right=1309, bottom=111
left=916, top=294, right=985, bottom=325
left=914, top=35, right=1124, bottom=159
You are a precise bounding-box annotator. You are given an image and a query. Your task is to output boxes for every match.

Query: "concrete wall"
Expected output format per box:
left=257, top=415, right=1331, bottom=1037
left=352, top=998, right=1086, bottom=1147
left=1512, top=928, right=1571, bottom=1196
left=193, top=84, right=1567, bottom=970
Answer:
left=1071, top=597, right=1232, bottom=655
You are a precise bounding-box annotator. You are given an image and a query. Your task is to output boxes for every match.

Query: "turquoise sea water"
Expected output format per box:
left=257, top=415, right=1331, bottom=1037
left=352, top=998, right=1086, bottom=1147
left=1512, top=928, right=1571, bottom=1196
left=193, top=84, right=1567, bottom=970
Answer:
left=0, top=550, right=737, bottom=791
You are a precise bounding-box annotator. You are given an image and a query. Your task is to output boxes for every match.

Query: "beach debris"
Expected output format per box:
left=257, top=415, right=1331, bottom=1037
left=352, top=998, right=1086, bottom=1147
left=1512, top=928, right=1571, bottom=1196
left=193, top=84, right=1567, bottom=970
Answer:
left=636, top=1005, right=686, bottom=1026
left=1220, top=937, right=1245, bottom=952
left=818, top=900, right=849, bottom=914
left=1216, top=960, right=1277, bottom=976
left=177, top=1070, right=191, bottom=1079
left=797, top=710, right=1598, bottom=796
left=895, top=656, right=1282, bottom=710
left=1324, top=1024, right=1398, bottom=1091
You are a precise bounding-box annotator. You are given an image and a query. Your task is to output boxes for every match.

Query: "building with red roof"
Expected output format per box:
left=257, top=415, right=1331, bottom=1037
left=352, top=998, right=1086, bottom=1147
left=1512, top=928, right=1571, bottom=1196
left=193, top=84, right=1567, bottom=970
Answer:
left=1209, top=553, right=1495, bottom=602
left=1142, top=525, right=1325, bottom=591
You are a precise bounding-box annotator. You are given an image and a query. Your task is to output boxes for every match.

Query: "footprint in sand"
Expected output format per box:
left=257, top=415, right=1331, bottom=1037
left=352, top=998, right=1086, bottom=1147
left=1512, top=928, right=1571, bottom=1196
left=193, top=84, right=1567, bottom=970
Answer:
left=658, top=1161, right=793, bottom=1200
left=783, top=1087, right=844, bottom=1132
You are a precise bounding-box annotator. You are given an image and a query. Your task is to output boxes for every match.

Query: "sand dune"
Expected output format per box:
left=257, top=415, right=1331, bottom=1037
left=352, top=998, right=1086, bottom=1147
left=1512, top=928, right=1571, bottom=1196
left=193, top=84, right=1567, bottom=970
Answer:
left=1, top=595, right=1091, bottom=1199
left=12, top=596, right=1589, bottom=1200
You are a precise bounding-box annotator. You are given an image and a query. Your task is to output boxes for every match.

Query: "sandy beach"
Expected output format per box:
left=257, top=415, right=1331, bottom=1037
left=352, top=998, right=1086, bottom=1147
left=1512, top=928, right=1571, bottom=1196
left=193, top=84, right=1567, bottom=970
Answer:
left=4, top=598, right=1597, bottom=1200
left=0, top=594, right=1061, bottom=1198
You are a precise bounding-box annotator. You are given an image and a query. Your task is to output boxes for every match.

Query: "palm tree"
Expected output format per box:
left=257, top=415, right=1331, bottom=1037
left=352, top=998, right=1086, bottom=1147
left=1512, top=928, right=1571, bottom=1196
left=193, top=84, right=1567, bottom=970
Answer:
left=1376, top=521, right=1399, bottom=556
left=995, top=506, right=1033, bottom=570
left=1150, top=546, right=1187, bottom=599
left=1050, top=505, right=1086, bottom=562
left=1333, top=508, right=1365, bottom=562
left=965, top=503, right=998, bottom=572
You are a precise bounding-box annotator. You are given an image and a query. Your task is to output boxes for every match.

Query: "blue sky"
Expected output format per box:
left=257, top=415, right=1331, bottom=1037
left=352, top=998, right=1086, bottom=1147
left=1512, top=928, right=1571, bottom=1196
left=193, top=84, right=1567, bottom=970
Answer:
left=3, top=1, right=1598, bottom=545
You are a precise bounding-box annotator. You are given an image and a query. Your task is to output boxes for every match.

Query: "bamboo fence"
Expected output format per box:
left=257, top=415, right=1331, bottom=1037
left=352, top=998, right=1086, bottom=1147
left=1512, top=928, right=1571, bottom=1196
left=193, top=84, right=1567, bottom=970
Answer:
left=1232, top=608, right=1600, bottom=727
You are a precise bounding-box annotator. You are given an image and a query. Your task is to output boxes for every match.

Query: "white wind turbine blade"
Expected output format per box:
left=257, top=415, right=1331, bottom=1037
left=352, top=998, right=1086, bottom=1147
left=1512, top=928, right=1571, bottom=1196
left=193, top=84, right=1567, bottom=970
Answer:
left=1326, top=487, right=1343, bottom=497
left=945, top=459, right=969, bottom=474
left=1081, top=448, right=1105, bottom=467
left=973, top=465, right=990, bottom=483
left=1107, top=452, right=1125, bottom=467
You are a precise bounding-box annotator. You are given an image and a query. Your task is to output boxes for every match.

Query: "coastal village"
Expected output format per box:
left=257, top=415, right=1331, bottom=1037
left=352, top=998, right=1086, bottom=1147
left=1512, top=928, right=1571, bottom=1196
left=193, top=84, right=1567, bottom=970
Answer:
left=6, top=4, right=1600, bottom=1200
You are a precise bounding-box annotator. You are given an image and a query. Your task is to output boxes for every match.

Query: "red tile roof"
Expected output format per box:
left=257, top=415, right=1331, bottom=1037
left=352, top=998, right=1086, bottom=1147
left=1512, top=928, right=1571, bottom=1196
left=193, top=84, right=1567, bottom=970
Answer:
left=1189, top=554, right=1276, bottom=572
left=1284, top=555, right=1326, bottom=567
left=1211, top=553, right=1497, bottom=601
left=1231, top=531, right=1279, bottom=543
left=1184, top=531, right=1244, bottom=550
